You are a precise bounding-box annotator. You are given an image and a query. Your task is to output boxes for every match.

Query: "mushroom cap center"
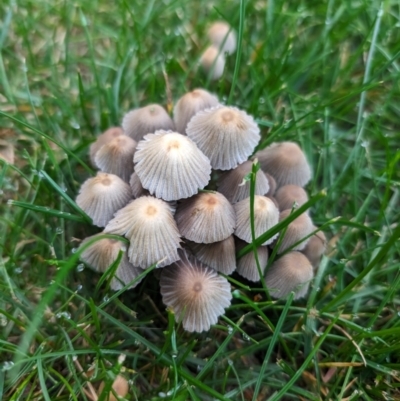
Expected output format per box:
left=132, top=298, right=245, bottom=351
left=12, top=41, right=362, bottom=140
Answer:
left=146, top=205, right=158, bottom=216
left=192, top=282, right=203, bottom=292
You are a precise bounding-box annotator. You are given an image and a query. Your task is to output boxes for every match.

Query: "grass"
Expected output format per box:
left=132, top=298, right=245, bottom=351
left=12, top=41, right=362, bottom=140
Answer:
left=1, top=0, right=399, bottom=399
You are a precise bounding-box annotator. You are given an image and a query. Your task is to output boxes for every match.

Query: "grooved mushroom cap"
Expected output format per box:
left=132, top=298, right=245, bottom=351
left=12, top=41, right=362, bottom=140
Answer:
left=173, top=89, right=219, bottom=135
left=200, top=46, right=226, bottom=80
left=134, top=131, right=212, bottom=201
left=265, top=251, right=313, bottom=299
left=264, top=172, right=277, bottom=196
left=95, top=135, right=137, bottom=182
left=254, top=142, right=312, bottom=188
left=234, top=196, right=279, bottom=245
left=301, top=227, right=326, bottom=269
left=217, top=161, right=270, bottom=203
left=275, top=184, right=309, bottom=211
left=207, top=21, right=237, bottom=54
left=76, top=172, right=132, bottom=227
left=175, top=192, right=235, bottom=243
left=122, top=104, right=175, bottom=142
left=235, top=237, right=269, bottom=282
left=104, top=196, right=181, bottom=268
left=79, top=234, right=143, bottom=291
left=129, top=172, right=149, bottom=198
left=275, top=210, right=314, bottom=253
left=186, top=105, right=260, bottom=170
left=160, top=251, right=232, bottom=332
left=186, top=235, right=236, bottom=275
left=89, top=127, right=124, bottom=166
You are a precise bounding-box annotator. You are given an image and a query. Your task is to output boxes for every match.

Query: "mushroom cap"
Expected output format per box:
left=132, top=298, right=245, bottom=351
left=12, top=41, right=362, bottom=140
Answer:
left=104, top=196, right=181, bottom=268
left=265, top=251, right=313, bottom=299
left=76, top=172, right=132, bottom=227
left=160, top=251, right=232, bottom=332
left=186, top=105, right=260, bottom=170
left=200, top=46, right=226, bottom=80
left=207, top=21, right=237, bottom=54
left=129, top=172, right=150, bottom=198
left=99, top=375, right=129, bottom=401
left=79, top=234, right=143, bottom=290
left=234, top=196, right=279, bottom=245
left=134, top=130, right=212, bottom=201
left=186, top=235, right=236, bottom=275
left=254, top=142, right=312, bottom=188
left=235, top=237, right=269, bottom=282
left=175, top=192, right=235, bottom=243
left=217, top=160, right=270, bottom=203
left=264, top=172, right=277, bottom=196
left=275, top=209, right=314, bottom=253
left=275, top=184, right=309, bottom=211
left=122, top=104, right=175, bottom=142
left=0, top=139, right=15, bottom=164
left=301, top=227, right=326, bottom=269
left=89, top=127, right=124, bottom=166
left=173, top=89, right=219, bottom=135
left=94, top=135, right=137, bottom=182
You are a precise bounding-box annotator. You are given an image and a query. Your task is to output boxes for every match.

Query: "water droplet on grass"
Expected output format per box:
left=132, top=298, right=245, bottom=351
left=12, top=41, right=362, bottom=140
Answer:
left=1, top=361, right=14, bottom=371
left=76, top=263, right=85, bottom=272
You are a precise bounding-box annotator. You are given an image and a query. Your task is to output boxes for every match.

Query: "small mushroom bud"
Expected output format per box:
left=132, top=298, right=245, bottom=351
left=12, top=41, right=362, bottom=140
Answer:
left=200, top=46, right=226, bottom=80
left=98, top=375, right=129, bottom=401
left=207, top=21, right=237, bottom=54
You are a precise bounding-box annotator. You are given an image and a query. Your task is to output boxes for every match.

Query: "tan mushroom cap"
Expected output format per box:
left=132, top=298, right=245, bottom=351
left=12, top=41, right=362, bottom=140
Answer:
left=275, top=209, right=314, bottom=253
left=254, top=142, right=312, bottom=188
left=187, top=105, right=260, bottom=170
left=175, top=192, right=235, bottom=243
left=234, top=196, right=279, bottom=245
left=173, top=89, right=219, bottom=135
left=89, top=127, right=124, bottom=166
left=94, top=135, right=137, bottom=182
left=275, top=184, right=309, bottom=212
left=217, top=161, right=270, bottom=203
left=207, top=21, right=237, bottom=54
left=264, top=172, right=277, bottom=196
left=104, top=196, right=181, bottom=268
left=265, top=251, right=313, bottom=299
left=134, top=130, right=212, bottom=201
left=301, top=227, right=326, bottom=269
left=160, top=251, right=232, bottom=332
left=200, top=46, right=226, bottom=80
left=122, top=104, right=175, bottom=142
left=186, top=235, right=236, bottom=275
left=76, top=172, right=132, bottom=227
left=98, top=375, right=129, bottom=401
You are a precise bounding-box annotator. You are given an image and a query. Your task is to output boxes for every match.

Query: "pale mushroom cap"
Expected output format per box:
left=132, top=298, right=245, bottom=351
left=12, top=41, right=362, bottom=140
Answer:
left=301, top=227, right=326, bottom=269
left=275, top=209, right=314, bottom=253
left=207, top=21, right=237, bottom=54
left=275, top=184, right=309, bottom=211
left=160, top=252, right=232, bottom=332
left=94, top=135, right=137, bottom=182
left=265, top=251, right=313, bottom=299
left=122, top=104, right=175, bottom=142
left=235, top=237, right=269, bottom=282
left=265, top=172, right=277, bottom=196
left=200, top=46, right=226, bottom=80
left=89, top=127, right=124, bottom=166
left=104, top=196, right=181, bottom=268
left=99, top=375, right=129, bottom=401
left=129, top=172, right=149, bottom=198
left=76, top=172, right=132, bottom=227
left=234, top=195, right=279, bottom=245
left=187, top=235, right=236, bottom=275
left=173, top=89, right=219, bottom=135
left=217, top=161, right=270, bottom=203
left=254, top=142, right=312, bottom=188
left=134, top=130, right=212, bottom=201
left=186, top=106, right=260, bottom=170
left=175, top=192, right=236, bottom=243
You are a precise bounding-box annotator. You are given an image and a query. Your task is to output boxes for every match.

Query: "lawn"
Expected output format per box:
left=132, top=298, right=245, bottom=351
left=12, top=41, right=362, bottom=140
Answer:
left=0, top=0, right=399, bottom=400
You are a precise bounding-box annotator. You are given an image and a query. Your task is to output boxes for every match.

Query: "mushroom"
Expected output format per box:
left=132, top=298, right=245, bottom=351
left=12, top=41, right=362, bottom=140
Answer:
left=264, top=172, right=277, bottom=196
left=98, top=375, right=129, bottom=401
left=207, top=21, right=237, bottom=54
left=200, top=46, right=226, bottom=80
left=275, top=184, right=309, bottom=212
left=301, top=227, right=326, bottom=269
left=89, top=127, right=124, bottom=167
left=129, top=172, right=149, bottom=199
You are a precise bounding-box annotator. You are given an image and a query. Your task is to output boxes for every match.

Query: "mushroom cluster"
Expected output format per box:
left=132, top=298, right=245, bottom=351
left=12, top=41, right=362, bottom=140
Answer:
left=76, top=88, right=326, bottom=333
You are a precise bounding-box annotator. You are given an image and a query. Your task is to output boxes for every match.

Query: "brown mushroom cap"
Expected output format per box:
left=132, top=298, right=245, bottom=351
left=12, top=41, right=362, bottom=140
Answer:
left=89, top=127, right=124, bottom=166
left=207, top=21, right=237, bottom=54
left=175, top=192, right=235, bottom=243
left=186, top=105, right=260, bottom=170
left=134, top=130, right=212, bottom=201
left=160, top=251, right=232, bottom=332
left=265, top=251, right=313, bottom=299
left=301, top=227, right=326, bottom=269
left=122, top=104, right=175, bottom=142
left=275, top=184, right=309, bottom=211
left=254, top=142, right=312, bottom=188
left=200, top=46, right=226, bottom=80
left=76, top=172, right=132, bottom=227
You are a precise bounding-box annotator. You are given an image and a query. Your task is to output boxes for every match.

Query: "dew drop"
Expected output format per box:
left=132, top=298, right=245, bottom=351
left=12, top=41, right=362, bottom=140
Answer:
left=0, top=315, right=8, bottom=327
left=103, top=295, right=109, bottom=302
left=55, top=227, right=64, bottom=234
left=14, top=267, right=23, bottom=274
left=56, top=311, right=71, bottom=319
left=1, top=361, right=14, bottom=371
left=71, top=248, right=78, bottom=254
left=227, top=325, right=233, bottom=334
left=76, top=263, right=85, bottom=272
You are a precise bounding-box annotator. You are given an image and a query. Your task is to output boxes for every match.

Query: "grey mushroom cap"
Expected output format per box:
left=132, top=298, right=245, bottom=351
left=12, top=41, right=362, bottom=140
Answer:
left=275, top=185, right=309, bottom=212
left=134, top=130, right=212, bottom=201
left=207, top=21, right=237, bottom=54
left=122, top=104, right=175, bottom=142
left=254, top=142, right=312, bottom=188
left=217, top=161, right=270, bottom=203
left=129, top=172, right=150, bottom=199
left=89, top=127, right=124, bottom=167
left=187, top=105, right=260, bottom=170
left=265, top=251, right=313, bottom=300
left=264, top=172, right=277, bottom=196
left=76, top=172, right=132, bottom=227
left=175, top=192, right=236, bottom=244
left=200, top=46, right=226, bottom=80
left=173, top=89, right=219, bottom=135
left=301, top=227, right=326, bottom=269
left=104, top=196, right=181, bottom=268
left=160, top=251, right=232, bottom=333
